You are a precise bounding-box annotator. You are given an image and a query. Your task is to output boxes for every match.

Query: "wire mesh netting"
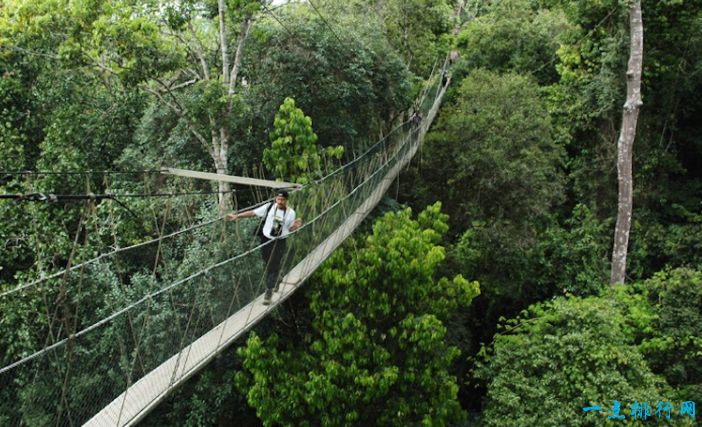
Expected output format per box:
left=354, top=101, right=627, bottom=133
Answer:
left=0, top=58, right=450, bottom=426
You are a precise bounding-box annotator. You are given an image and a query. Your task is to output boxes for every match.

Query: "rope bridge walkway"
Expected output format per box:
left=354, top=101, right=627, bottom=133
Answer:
left=0, top=61, right=450, bottom=426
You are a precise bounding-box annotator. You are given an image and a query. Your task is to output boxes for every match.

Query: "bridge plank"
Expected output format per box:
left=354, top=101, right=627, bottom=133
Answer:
left=161, top=167, right=301, bottom=190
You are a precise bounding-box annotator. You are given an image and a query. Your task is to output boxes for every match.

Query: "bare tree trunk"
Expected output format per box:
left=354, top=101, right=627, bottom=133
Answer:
left=611, top=0, right=643, bottom=284
left=219, top=0, right=230, bottom=84
left=214, top=14, right=252, bottom=213
left=216, top=128, right=232, bottom=211
left=213, top=0, right=232, bottom=213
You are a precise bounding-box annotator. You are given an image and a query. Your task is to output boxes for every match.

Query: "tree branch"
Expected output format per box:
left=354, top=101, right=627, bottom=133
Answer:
left=185, top=67, right=202, bottom=81
left=160, top=26, right=206, bottom=79
left=146, top=80, right=213, bottom=158
left=228, top=15, right=253, bottom=97
left=187, top=20, right=211, bottom=81
left=218, top=0, right=229, bottom=84
left=144, top=85, right=182, bottom=115
left=168, top=78, right=198, bottom=91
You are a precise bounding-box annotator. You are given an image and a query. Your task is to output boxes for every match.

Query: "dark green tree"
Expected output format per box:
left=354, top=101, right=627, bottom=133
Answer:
left=476, top=295, right=665, bottom=427
left=409, top=69, right=564, bottom=233
left=633, top=268, right=702, bottom=404
left=372, top=0, right=455, bottom=77
left=243, top=11, right=414, bottom=160
left=455, top=0, right=570, bottom=85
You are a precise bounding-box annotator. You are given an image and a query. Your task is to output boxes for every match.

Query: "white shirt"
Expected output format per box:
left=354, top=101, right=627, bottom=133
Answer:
left=253, top=202, right=296, bottom=239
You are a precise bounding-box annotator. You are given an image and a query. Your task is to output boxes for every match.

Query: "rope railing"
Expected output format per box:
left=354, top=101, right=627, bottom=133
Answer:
left=0, top=107, right=421, bottom=301
left=0, top=60, right=450, bottom=426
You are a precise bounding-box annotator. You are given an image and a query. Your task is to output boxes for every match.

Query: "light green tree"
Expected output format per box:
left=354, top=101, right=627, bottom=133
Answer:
left=237, top=202, right=479, bottom=426
left=263, top=97, right=343, bottom=184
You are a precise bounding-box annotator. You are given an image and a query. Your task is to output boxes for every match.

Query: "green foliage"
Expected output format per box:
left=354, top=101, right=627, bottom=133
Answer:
left=414, top=69, right=564, bottom=232
left=238, top=203, right=479, bottom=426
left=532, top=1, right=628, bottom=217
left=125, top=96, right=217, bottom=176
left=535, top=204, right=611, bottom=296
left=631, top=268, right=702, bottom=403
left=624, top=207, right=702, bottom=281
left=306, top=0, right=454, bottom=77
left=475, top=268, right=702, bottom=426
left=244, top=12, right=414, bottom=160
left=0, top=0, right=152, bottom=288
left=0, top=68, right=32, bottom=283
left=311, top=202, right=478, bottom=325
left=86, top=6, right=183, bottom=84
left=544, top=0, right=628, bottom=128
left=543, top=0, right=702, bottom=224
left=401, top=70, right=568, bottom=377
left=263, top=97, right=343, bottom=184
left=455, top=0, right=570, bottom=85
left=373, top=0, right=454, bottom=77
left=0, top=69, right=25, bottom=170
left=447, top=205, right=608, bottom=402
left=1, top=0, right=700, bottom=423
left=477, top=295, right=665, bottom=427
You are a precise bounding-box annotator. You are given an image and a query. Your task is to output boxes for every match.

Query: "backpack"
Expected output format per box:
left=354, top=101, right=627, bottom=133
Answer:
left=253, top=202, right=274, bottom=240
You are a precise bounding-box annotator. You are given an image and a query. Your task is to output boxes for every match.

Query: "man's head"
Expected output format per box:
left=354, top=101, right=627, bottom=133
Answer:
left=275, top=190, right=289, bottom=208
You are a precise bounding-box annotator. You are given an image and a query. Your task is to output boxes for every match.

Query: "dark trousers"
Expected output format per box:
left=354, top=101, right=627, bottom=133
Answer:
left=261, top=237, right=286, bottom=291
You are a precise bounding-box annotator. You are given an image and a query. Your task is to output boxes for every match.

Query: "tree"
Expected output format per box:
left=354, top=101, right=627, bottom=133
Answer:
left=632, top=268, right=702, bottom=404
left=397, top=70, right=565, bottom=356
left=263, top=97, right=343, bottom=185
left=374, top=0, right=454, bottom=76
left=237, top=203, right=479, bottom=426
left=407, top=69, right=564, bottom=232
left=476, top=295, right=664, bottom=427
left=610, top=0, right=644, bottom=284
left=534, top=204, right=611, bottom=297
left=311, top=0, right=455, bottom=77
left=141, top=0, right=265, bottom=212
left=541, top=0, right=702, bottom=279
left=242, top=10, right=414, bottom=159
left=542, top=0, right=630, bottom=216
left=0, top=0, right=150, bottom=286
left=38, top=0, right=269, bottom=212
left=454, top=0, right=570, bottom=85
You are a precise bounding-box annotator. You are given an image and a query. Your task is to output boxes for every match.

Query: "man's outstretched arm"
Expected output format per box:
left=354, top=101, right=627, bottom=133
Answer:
left=226, top=210, right=257, bottom=221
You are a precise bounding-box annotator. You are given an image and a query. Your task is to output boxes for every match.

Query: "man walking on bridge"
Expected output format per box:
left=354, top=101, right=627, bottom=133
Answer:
left=227, top=190, right=302, bottom=304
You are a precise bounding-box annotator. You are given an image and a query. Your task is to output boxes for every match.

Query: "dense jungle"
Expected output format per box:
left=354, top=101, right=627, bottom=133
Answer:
left=1, top=0, right=701, bottom=425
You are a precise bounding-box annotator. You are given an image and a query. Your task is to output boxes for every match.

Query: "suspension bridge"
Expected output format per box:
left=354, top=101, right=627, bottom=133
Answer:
left=0, top=60, right=450, bottom=426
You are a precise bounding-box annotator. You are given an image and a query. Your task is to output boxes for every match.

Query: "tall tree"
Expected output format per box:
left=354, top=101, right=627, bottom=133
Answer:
left=46, top=0, right=268, bottom=212
left=611, top=0, right=644, bottom=284
left=405, top=69, right=564, bottom=232
left=144, top=0, right=265, bottom=212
